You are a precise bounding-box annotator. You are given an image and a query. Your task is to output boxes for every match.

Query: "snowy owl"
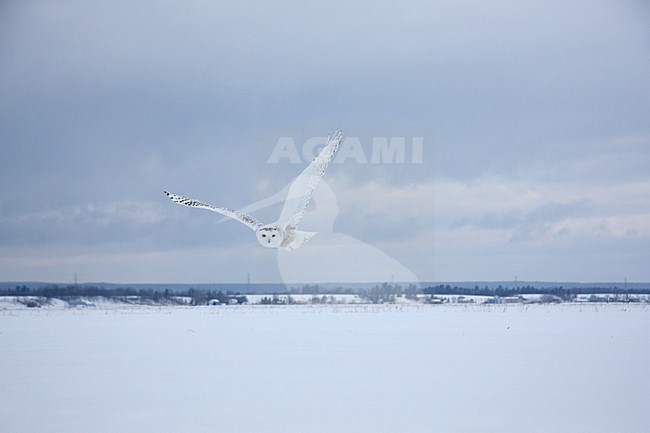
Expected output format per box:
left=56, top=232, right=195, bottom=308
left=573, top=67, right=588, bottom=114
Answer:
left=164, top=130, right=343, bottom=251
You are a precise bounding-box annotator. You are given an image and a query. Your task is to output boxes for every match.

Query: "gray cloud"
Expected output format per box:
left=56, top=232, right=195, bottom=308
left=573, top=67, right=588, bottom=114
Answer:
left=1, top=0, right=649, bottom=282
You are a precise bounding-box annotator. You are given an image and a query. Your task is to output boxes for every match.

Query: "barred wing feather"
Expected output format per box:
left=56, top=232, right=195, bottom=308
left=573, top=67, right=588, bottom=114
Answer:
left=164, top=191, right=262, bottom=231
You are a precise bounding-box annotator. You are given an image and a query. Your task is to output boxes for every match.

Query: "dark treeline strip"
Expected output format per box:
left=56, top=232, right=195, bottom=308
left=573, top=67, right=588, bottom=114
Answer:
left=3, top=283, right=649, bottom=304
left=422, top=284, right=650, bottom=298
left=2, top=285, right=247, bottom=305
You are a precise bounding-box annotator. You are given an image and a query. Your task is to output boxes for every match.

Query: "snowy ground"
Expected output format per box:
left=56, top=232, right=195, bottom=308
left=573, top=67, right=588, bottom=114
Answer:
left=1, top=304, right=648, bottom=433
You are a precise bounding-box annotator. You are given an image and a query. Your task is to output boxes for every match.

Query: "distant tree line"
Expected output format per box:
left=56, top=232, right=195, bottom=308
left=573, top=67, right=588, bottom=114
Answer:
left=3, top=283, right=648, bottom=305
left=262, top=282, right=650, bottom=304
left=422, top=284, right=650, bottom=300
left=288, top=285, right=355, bottom=295
left=1, top=284, right=247, bottom=306
left=275, top=283, right=421, bottom=304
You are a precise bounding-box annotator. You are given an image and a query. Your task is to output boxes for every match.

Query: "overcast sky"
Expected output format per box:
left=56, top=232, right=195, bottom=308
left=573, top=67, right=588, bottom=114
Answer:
left=1, top=0, right=649, bottom=284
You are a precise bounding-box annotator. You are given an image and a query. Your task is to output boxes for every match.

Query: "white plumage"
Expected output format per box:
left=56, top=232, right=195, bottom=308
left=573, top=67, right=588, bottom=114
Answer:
left=164, top=130, right=343, bottom=251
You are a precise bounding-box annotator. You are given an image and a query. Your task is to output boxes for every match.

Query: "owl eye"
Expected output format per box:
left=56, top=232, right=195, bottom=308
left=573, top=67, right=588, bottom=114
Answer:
left=262, top=234, right=266, bottom=238
left=272, top=234, right=276, bottom=238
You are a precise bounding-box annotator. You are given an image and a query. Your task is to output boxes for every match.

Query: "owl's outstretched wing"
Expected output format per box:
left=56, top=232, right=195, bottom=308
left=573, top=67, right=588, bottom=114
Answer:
left=277, top=130, right=343, bottom=230
left=164, top=191, right=262, bottom=231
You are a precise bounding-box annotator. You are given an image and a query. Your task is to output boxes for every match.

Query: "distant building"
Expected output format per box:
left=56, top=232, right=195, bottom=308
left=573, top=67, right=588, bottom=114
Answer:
left=67, top=298, right=96, bottom=308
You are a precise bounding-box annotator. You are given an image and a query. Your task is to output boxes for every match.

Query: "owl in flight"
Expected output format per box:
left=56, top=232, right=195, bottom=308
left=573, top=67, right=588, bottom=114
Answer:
left=164, top=130, right=343, bottom=251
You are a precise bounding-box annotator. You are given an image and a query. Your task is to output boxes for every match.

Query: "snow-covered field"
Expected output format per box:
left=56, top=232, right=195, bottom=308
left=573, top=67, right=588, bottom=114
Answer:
left=1, top=304, right=648, bottom=433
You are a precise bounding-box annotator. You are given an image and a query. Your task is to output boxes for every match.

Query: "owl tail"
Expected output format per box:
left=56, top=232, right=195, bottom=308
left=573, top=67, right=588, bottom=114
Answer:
left=284, top=230, right=318, bottom=251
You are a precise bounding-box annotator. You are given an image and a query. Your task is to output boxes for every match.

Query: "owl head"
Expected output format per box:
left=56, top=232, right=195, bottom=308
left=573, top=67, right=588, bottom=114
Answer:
left=255, top=225, right=284, bottom=248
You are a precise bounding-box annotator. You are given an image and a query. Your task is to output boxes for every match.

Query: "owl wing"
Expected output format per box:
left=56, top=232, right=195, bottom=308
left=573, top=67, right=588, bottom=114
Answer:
left=164, top=191, right=262, bottom=231
left=277, top=130, right=343, bottom=230
left=214, top=183, right=290, bottom=226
